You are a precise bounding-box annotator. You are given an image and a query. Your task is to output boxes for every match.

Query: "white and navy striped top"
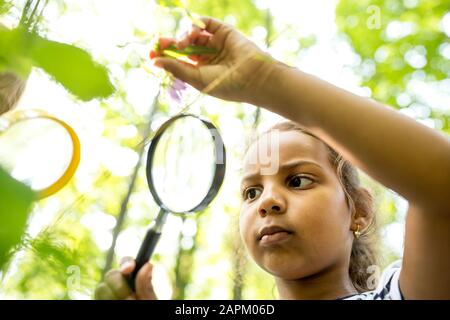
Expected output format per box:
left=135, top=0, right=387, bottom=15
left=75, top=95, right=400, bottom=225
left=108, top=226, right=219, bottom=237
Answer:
left=342, top=260, right=404, bottom=300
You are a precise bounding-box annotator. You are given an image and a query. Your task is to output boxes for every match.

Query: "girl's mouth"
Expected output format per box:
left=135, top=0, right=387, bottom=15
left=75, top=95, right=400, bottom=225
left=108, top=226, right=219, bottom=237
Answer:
left=258, top=225, right=293, bottom=246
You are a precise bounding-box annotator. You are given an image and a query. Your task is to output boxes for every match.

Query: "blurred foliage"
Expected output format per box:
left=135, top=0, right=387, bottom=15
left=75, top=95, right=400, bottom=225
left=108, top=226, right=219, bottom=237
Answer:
left=0, top=167, right=35, bottom=269
left=157, top=0, right=266, bottom=34
left=0, top=26, right=115, bottom=100
left=336, top=0, right=449, bottom=134
left=336, top=0, right=450, bottom=265
left=0, top=0, right=115, bottom=296
left=2, top=222, right=101, bottom=299
left=31, top=35, right=115, bottom=101
left=0, top=26, right=33, bottom=77
left=0, top=0, right=11, bottom=16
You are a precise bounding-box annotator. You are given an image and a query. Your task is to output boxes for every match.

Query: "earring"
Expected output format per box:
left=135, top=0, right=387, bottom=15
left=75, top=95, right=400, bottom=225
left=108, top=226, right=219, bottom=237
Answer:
left=354, top=224, right=361, bottom=239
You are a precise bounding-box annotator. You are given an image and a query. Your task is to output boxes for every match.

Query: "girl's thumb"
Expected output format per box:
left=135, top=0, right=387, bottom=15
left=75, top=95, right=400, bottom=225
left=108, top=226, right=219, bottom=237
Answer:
left=119, top=257, right=135, bottom=275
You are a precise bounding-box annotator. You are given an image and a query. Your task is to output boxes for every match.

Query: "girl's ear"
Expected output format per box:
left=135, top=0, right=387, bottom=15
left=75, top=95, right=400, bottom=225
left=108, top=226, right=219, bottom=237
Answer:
left=350, top=187, right=374, bottom=235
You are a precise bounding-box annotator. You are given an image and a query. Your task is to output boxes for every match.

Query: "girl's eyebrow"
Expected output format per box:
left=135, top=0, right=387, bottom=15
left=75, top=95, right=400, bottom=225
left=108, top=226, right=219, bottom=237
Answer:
left=240, top=160, right=323, bottom=184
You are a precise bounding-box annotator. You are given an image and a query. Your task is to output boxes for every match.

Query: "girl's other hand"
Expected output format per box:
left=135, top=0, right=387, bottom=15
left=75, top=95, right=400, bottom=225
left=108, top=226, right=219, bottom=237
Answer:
left=94, top=257, right=157, bottom=300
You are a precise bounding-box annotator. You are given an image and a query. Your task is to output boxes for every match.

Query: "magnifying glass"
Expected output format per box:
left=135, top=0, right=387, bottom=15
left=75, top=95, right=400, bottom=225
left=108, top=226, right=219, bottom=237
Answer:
left=128, top=113, right=226, bottom=291
left=0, top=110, right=80, bottom=199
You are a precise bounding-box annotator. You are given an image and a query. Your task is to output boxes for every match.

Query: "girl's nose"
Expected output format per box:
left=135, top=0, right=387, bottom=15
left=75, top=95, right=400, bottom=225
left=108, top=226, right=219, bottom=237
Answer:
left=257, top=188, right=286, bottom=217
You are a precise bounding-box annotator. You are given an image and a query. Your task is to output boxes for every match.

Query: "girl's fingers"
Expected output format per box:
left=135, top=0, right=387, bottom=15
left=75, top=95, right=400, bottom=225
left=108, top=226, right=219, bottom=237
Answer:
left=152, top=17, right=229, bottom=57
left=188, top=54, right=211, bottom=66
left=194, top=31, right=212, bottom=47
left=153, top=57, right=203, bottom=89
left=119, top=256, right=136, bottom=275
left=199, top=16, right=230, bottom=35
left=104, top=269, right=133, bottom=299
left=159, top=37, right=176, bottom=50
left=135, top=262, right=157, bottom=300
left=178, top=28, right=213, bottom=49
left=94, top=283, right=116, bottom=300
left=188, top=54, right=202, bottom=62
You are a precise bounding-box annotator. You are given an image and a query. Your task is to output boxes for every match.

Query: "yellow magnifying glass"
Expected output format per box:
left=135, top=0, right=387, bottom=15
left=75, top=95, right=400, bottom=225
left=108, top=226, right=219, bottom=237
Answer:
left=0, top=110, right=80, bottom=199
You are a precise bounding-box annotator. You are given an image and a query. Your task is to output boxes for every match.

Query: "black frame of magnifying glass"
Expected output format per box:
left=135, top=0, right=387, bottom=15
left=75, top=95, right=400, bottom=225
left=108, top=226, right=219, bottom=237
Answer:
left=127, top=114, right=226, bottom=291
left=146, top=113, right=226, bottom=214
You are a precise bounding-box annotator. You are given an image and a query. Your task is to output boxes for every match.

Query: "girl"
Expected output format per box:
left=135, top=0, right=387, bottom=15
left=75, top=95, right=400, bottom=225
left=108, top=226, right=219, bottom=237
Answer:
left=95, top=17, right=450, bottom=300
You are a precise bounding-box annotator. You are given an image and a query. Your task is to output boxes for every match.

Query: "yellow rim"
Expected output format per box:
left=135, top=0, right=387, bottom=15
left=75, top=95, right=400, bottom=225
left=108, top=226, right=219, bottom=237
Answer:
left=0, top=110, right=81, bottom=199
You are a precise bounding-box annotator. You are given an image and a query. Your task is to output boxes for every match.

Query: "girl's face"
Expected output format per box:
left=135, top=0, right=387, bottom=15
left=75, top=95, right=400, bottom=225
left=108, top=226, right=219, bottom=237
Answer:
left=240, top=130, right=354, bottom=280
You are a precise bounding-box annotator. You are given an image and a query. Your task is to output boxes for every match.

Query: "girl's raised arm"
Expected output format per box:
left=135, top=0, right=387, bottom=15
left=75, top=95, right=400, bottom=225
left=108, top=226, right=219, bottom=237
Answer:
left=259, top=65, right=450, bottom=299
left=260, top=65, right=450, bottom=211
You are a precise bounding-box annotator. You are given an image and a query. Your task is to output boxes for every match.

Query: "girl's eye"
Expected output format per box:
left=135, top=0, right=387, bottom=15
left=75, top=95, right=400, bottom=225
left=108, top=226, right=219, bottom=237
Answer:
left=288, top=175, right=313, bottom=189
left=243, top=188, right=262, bottom=201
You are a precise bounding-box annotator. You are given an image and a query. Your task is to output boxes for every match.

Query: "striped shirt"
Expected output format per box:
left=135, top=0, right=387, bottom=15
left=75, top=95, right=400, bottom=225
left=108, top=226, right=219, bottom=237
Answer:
left=342, top=260, right=404, bottom=300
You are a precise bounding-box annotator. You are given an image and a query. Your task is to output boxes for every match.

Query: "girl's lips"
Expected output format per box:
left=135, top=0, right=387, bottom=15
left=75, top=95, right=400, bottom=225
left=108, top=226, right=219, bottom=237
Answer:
left=259, top=231, right=292, bottom=246
left=257, top=225, right=293, bottom=247
left=258, top=225, right=291, bottom=239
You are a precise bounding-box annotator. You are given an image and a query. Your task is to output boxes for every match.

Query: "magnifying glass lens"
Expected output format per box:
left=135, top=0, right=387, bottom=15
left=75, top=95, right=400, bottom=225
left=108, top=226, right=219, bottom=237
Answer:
left=0, top=117, right=74, bottom=192
left=129, top=114, right=226, bottom=290
left=151, top=117, right=216, bottom=213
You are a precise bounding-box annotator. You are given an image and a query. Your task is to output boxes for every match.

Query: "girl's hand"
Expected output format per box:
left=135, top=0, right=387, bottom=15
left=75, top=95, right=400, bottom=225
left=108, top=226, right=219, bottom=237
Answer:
left=94, top=257, right=157, bottom=300
left=151, top=17, right=277, bottom=104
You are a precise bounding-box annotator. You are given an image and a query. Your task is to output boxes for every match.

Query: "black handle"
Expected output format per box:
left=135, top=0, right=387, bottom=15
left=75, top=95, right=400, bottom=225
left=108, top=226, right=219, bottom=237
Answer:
left=127, top=228, right=161, bottom=291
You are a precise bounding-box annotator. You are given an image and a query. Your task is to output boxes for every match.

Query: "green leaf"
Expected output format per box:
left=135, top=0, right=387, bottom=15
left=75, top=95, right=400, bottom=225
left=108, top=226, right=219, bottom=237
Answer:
left=165, top=44, right=218, bottom=55
left=0, top=27, right=115, bottom=101
left=0, top=166, right=35, bottom=269
left=0, top=27, right=33, bottom=77
left=155, top=0, right=183, bottom=8
left=30, top=36, right=115, bottom=101
left=0, top=0, right=10, bottom=15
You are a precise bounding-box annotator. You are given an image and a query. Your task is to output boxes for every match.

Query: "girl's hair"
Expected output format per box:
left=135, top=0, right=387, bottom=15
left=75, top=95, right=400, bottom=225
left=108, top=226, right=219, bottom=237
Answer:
left=257, top=120, right=380, bottom=293
left=0, top=72, right=27, bottom=115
